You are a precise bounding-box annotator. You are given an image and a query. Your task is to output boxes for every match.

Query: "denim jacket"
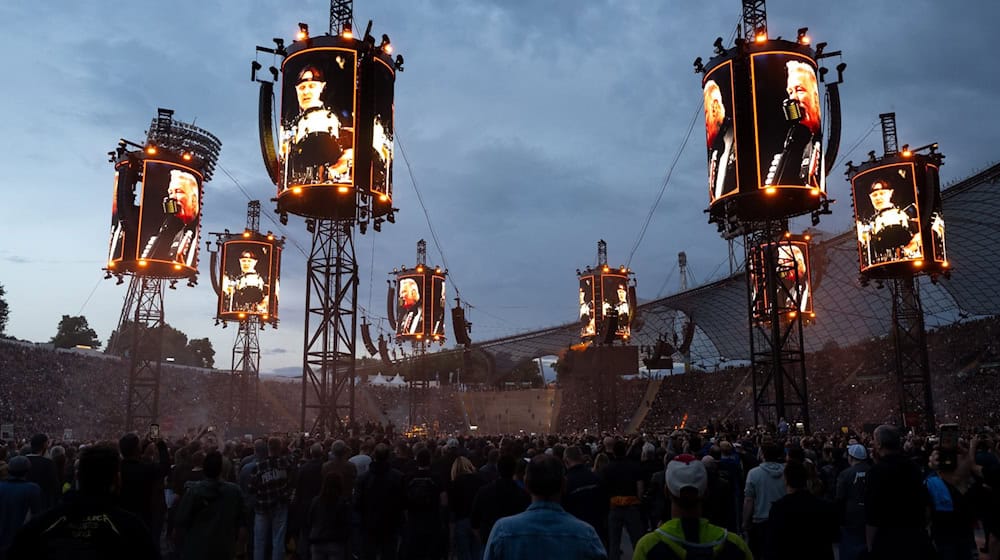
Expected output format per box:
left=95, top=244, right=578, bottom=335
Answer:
left=483, top=500, right=607, bottom=560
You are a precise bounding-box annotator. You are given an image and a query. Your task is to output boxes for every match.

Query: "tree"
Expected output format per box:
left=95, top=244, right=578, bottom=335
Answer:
left=0, top=283, right=8, bottom=336
left=186, top=338, right=215, bottom=368
left=50, top=315, right=101, bottom=349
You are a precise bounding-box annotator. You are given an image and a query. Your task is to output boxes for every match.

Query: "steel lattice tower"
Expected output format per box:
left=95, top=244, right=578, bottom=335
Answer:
left=122, top=277, right=165, bottom=432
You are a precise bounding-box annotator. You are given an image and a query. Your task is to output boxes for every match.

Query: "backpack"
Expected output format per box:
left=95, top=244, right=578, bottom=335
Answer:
left=406, top=475, right=439, bottom=512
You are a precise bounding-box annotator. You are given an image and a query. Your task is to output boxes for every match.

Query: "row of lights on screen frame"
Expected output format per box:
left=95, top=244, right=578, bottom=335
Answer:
left=294, top=22, right=404, bottom=71
left=694, top=27, right=818, bottom=74
left=576, top=265, right=631, bottom=275
left=392, top=265, right=445, bottom=274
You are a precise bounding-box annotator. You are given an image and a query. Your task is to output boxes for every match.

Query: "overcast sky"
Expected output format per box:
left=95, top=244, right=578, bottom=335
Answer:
left=1, top=0, right=997, bottom=378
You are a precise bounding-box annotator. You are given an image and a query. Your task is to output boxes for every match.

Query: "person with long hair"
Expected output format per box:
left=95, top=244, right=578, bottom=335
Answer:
left=449, top=456, right=486, bottom=560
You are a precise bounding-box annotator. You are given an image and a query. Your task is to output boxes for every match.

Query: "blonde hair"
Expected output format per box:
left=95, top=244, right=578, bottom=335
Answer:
left=451, top=456, right=475, bottom=481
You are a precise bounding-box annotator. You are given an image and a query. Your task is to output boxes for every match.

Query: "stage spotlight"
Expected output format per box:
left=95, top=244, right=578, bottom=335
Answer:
left=901, top=144, right=912, bottom=157
left=867, top=150, right=877, bottom=162
left=373, top=219, right=382, bottom=232
left=103, top=270, right=112, bottom=280
left=279, top=212, right=289, bottom=226
left=272, top=38, right=285, bottom=50
left=797, top=27, right=809, bottom=44
left=116, top=275, right=124, bottom=285
left=380, top=34, right=392, bottom=54
left=145, top=144, right=157, bottom=155
left=342, top=21, right=353, bottom=39
left=394, top=55, right=404, bottom=71
left=169, top=280, right=177, bottom=290
left=297, top=23, right=309, bottom=41
left=182, top=152, right=192, bottom=161
left=713, top=37, right=725, bottom=55
left=836, top=62, right=847, bottom=82
left=755, top=30, right=767, bottom=42
left=815, top=42, right=827, bottom=57
left=693, top=57, right=704, bottom=73
left=251, top=60, right=262, bottom=81
left=359, top=221, right=368, bottom=234
left=269, top=66, right=279, bottom=82
left=222, top=321, right=228, bottom=329
left=387, top=212, right=395, bottom=224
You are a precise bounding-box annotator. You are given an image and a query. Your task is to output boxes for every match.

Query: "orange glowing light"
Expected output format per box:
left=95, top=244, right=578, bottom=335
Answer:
left=942, top=261, right=950, bottom=268
left=383, top=44, right=393, bottom=54
left=810, top=312, right=816, bottom=318
left=784, top=232, right=792, bottom=238
left=755, top=33, right=767, bottom=43
left=337, top=186, right=350, bottom=193
left=173, top=264, right=182, bottom=270
left=243, top=231, right=251, bottom=238
left=433, top=334, right=440, bottom=340
left=108, top=262, right=116, bottom=268
left=804, top=235, right=812, bottom=241
left=145, top=145, right=157, bottom=155
left=914, top=260, right=923, bottom=268
left=811, top=188, right=820, bottom=196
left=379, top=194, right=388, bottom=201
left=267, top=234, right=274, bottom=240
left=238, top=313, right=247, bottom=319
left=182, top=152, right=192, bottom=161
left=602, top=266, right=610, bottom=272
left=789, top=311, right=798, bottom=318
left=291, top=186, right=302, bottom=194
left=138, top=260, right=148, bottom=267
left=297, top=30, right=307, bottom=41
left=417, top=266, right=424, bottom=273
left=800, top=36, right=810, bottom=45
left=342, top=29, right=353, bottom=39
left=416, top=334, right=423, bottom=339
left=263, top=314, right=269, bottom=320
left=902, top=150, right=912, bottom=157
left=765, top=187, right=777, bottom=195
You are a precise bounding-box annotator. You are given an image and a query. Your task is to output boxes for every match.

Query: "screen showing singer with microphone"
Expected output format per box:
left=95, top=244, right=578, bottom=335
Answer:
left=139, top=163, right=202, bottom=267
left=753, top=53, right=823, bottom=192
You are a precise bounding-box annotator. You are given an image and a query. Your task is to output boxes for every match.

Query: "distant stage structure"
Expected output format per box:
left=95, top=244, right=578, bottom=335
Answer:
left=252, top=0, right=402, bottom=433
left=209, top=201, right=285, bottom=434
left=847, top=111, right=948, bottom=432
left=696, top=0, right=845, bottom=430
left=105, top=107, right=222, bottom=432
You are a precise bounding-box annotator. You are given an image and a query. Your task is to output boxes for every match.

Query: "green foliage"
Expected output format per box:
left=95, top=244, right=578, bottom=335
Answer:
left=105, top=320, right=214, bottom=368
left=50, top=315, right=102, bottom=349
left=0, top=283, right=8, bottom=336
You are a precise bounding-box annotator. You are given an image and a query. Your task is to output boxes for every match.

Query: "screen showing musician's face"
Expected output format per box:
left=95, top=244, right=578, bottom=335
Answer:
left=751, top=52, right=823, bottom=191
left=703, top=62, right=738, bottom=201
left=851, top=163, right=923, bottom=270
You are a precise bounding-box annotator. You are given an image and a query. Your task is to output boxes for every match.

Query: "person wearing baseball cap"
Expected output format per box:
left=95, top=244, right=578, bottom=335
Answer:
left=834, top=443, right=871, bottom=560
left=633, top=454, right=751, bottom=560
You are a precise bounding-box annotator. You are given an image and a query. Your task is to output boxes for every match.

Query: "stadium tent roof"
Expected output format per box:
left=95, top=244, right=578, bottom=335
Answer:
left=462, top=163, right=1000, bottom=381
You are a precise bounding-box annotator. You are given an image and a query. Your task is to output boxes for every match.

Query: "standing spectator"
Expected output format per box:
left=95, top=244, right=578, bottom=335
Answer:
left=562, top=445, right=608, bottom=547
left=766, top=460, right=838, bottom=560
left=479, top=449, right=500, bottom=483
left=349, top=440, right=374, bottom=478
left=402, top=448, right=446, bottom=560
left=632, top=454, right=751, bottom=560
left=24, top=433, right=60, bottom=511
left=927, top=444, right=980, bottom=560
left=602, top=439, right=644, bottom=559
left=174, top=450, right=247, bottom=560
left=864, top=424, right=935, bottom=560
left=355, top=443, right=405, bottom=560
left=307, top=471, right=352, bottom=560
left=294, top=443, right=327, bottom=560
left=118, top=433, right=170, bottom=541
left=8, top=444, right=159, bottom=559
left=449, top=456, right=486, bottom=560
left=248, top=437, right=294, bottom=560
left=483, top=454, right=606, bottom=560
left=471, top=454, right=530, bottom=547
left=835, top=443, right=871, bottom=560
left=742, top=442, right=786, bottom=559
left=321, top=440, right=358, bottom=497
left=0, top=456, right=42, bottom=557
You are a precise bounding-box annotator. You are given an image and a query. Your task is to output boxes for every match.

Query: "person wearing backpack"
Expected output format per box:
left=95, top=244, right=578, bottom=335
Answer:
left=835, top=444, right=871, bottom=560
left=174, top=450, right=247, bottom=560
left=633, top=454, right=752, bottom=560
left=402, top=448, right=446, bottom=560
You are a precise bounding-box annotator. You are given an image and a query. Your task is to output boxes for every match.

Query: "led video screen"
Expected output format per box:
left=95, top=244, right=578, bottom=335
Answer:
left=751, top=240, right=812, bottom=321
left=136, top=160, right=203, bottom=272
left=601, top=274, right=632, bottom=338
left=431, top=275, right=446, bottom=338
left=219, top=240, right=281, bottom=319
left=107, top=167, right=136, bottom=266
left=396, top=274, right=425, bottom=337
left=751, top=52, right=823, bottom=192
left=279, top=47, right=357, bottom=194
left=926, top=164, right=947, bottom=264
left=369, top=57, right=394, bottom=201
left=852, top=162, right=923, bottom=271
left=579, top=275, right=596, bottom=338
left=704, top=60, right=739, bottom=202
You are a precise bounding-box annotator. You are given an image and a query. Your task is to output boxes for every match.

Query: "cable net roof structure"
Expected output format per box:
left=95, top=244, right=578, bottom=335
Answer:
left=466, top=163, right=1000, bottom=380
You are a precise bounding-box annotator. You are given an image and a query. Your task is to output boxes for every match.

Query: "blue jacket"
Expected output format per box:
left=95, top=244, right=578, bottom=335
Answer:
left=483, top=500, right=607, bottom=560
left=0, top=478, right=42, bottom=555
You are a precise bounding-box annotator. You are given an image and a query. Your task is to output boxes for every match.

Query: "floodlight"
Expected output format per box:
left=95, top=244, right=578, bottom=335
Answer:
left=251, top=60, right=262, bottom=81
left=693, top=57, right=704, bottom=73
left=796, top=27, right=809, bottom=44
left=342, top=21, right=353, bottom=39
left=380, top=34, right=392, bottom=54
left=394, top=55, right=404, bottom=71
left=297, top=23, right=309, bottom=41
left=713, top=37, right=725, bottom=55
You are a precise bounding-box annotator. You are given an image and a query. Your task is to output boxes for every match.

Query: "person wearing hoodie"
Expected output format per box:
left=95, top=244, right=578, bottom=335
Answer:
left=742, top=442, right=786, bottom=559
left=633, top=454, right=751, bottom=560
left=174, top=450, right=247, bottom=560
